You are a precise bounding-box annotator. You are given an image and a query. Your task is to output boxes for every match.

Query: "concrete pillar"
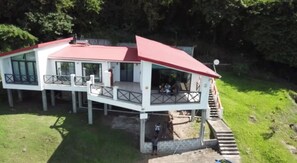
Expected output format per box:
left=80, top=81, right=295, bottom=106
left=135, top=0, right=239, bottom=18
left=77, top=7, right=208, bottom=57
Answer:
left=88, top=100, right=93, bottom=125
left=140, top=113, right=148, bottom=153
left=7, top=89, right=13, bottom=107
left=113, top=86, right=118, bottom=100
left=104, top=104, right=108, bottom=116
left=78, top=92, right=82, bottom=108
left=141, top=61, right=152, bottom=109
left=42, top=90, right=48, bottom=111
left=72, top=91, right=77, bottom=113
left=191, top=110, right=196, bottom=122
left=17, top=90, right=23, bottom=102
left=50, top=90, right=55, bottom=107
left=199, top=109, right=206, bottom=145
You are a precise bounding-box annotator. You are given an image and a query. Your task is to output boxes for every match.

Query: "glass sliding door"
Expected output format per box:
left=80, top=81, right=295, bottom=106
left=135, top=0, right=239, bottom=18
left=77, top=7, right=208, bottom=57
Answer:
left=120, top=63, right=134, bottom=82
left=82, top=63, right=102, bottom=82
left=56, top=62, right=75, bottom=75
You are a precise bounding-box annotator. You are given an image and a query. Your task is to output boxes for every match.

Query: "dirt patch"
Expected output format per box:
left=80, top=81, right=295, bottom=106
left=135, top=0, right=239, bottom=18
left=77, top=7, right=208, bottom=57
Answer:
left=107, top=110, right=202, bottom=141
left=283, top=141, right=297, bottom=155
left=111, top=115, right=140, bottom=133
left=289, top=91, right=297, bottom=104
left=249, top=115, right=257, bottom=123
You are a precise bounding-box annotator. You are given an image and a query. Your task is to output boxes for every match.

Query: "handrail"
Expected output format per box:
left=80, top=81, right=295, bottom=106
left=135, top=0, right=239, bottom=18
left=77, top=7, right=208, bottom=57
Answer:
left=90, top=84, right=113, bottom=98
left=5, top=74, right=38, bottom=85
left=43, top=75, right=71, bottom=85
left=210, top=78, right=223, bottom=118
left=74, top=76, right=90, bottom=86
left=151, top=91, right=201, bottom=104
left=117, top=89, right=142, bottom=104
left=101, top=86, right=113, bottom=98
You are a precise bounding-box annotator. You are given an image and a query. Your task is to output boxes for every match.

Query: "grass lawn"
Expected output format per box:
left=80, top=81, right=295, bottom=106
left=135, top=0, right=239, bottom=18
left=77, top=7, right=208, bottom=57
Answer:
left=0, top=100, right=141, bottom=163
left=217, top=71, right=297, bottom=163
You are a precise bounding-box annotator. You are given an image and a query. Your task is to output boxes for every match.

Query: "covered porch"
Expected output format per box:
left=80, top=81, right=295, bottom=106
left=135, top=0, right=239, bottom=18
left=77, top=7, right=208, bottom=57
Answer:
left=89, top=81, right=201, bottom=105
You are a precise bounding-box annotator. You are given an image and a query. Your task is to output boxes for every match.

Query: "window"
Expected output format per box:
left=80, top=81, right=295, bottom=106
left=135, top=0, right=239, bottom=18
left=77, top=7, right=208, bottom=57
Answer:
left=82, top=63, right=102, bottom=82
left=56, top=62, right=75, bottom=75
left=10, top=52, right=37, bottom=84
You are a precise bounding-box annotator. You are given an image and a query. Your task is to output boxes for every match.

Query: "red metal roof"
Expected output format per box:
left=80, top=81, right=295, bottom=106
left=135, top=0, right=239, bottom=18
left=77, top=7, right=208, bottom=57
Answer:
left=49, top=44, right=139, bottom=62
left=135, top=36, right=220, bottom=78
left=0, top=37, right=72, bottom=57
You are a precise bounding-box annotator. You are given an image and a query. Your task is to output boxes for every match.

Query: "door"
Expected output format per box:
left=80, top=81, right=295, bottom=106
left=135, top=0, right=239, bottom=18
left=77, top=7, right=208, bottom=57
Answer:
left=120, top=63, right=133, bottom=82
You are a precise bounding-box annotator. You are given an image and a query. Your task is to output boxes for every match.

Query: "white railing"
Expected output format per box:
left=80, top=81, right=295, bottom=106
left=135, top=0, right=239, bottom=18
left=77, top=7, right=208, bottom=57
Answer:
left=210, top=78, right=224, bottom=119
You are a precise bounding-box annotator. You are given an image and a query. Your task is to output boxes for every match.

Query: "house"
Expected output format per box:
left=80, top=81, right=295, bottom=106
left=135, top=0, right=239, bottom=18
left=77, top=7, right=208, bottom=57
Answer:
left=0, top=36, right=220, bottom=152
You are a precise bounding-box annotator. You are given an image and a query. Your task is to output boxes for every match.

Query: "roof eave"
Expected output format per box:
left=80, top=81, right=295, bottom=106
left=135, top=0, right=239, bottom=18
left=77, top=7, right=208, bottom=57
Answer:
left=139, top=56, right=220, bottom=78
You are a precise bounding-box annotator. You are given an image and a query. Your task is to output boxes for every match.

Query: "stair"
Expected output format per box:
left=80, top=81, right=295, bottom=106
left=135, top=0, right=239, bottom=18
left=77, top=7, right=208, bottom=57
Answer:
left=208, top=91, right=219, bottom=119
left=216, top=131, right=240, bottom=156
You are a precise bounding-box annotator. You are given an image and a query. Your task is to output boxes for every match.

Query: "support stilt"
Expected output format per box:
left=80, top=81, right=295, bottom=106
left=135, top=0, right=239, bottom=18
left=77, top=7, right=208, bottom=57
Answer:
left=72, top=91, right=77, bottom=113
left=104, top=104, right=108, bottom=115
left=50, top=90, right=55, bottom=107
left=191, top=110, right=196, bottom=122
left=88, top=100, right=93, bottom=124
left=78, top=92, right=82, bottom=108
left=199, top=109, right=206, bottom=144
left=42, top=90, right=47, bottom=111
left=17, top=90, right=22, bottom=102
left=140, top=113, right=148, bottom=153
left=7, top=89, right=13, bottom=107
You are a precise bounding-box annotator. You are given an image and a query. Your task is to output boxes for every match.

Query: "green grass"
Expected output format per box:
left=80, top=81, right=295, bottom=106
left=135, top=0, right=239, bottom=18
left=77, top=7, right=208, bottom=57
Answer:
left=0, top=102, right=141, bottom=163
left=217, top=71, right=297, bottom=163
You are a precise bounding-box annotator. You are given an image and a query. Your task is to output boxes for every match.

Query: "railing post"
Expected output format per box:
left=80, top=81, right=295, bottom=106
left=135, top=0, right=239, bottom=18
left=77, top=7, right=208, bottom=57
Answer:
left=71, top=74, right=75, bottom=87
left=52, top=75, right=54, bottom=84
left=87, top=81, right=91, bottom=94
left=113, top=86, right=118, bottom=100
left=90, top=75, right=95, bottom=84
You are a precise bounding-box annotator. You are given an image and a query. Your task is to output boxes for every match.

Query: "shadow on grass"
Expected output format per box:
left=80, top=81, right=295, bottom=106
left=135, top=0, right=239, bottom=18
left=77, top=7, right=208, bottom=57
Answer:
left=261, top=132, right=275, bottom=140
left=0, top=90, right=183, bottom=163
left=0, top=90, right=143, bottom=162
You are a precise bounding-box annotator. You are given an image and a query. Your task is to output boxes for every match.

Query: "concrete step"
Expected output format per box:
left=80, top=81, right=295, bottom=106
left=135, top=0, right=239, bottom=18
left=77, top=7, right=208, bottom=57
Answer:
left=217, top=137, right=235, bottom=140
left=220, top=147, right=238, bottom=151
left=216, top=131, right=233, bottom=134
left=210, top=116, right=219, bottom=119
left=221, top=151, right=240, bottom=155
left=216, top=133, right=234, bottom=137
left=219, top=144, right=237, bottom=147
left=210, top=115, right=219, bottom=117
left=218, top=140, right=236, bottom=144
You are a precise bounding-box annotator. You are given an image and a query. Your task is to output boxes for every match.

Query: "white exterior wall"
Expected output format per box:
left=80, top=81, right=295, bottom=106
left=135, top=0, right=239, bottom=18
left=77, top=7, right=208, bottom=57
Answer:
left=133, top=63, right=141, bottom=82
left=111, top=62, right=120, bottom=82
left=199, top=76, right=211, bottom=109
left=75, top=61, right=82, bottom=76
left=0, top=57, right=13, bottom=83
left=37, top=43, right=69, bottom=90
left=1, top=50, right=43, bottom=90
left=110, top=62, right=140, bottom=83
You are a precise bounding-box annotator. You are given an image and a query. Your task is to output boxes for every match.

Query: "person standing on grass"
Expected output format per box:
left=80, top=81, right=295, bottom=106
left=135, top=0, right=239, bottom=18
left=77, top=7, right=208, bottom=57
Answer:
left=155, top=123, right=161, bottom=135
left=151, top=135, right=159, bottom=155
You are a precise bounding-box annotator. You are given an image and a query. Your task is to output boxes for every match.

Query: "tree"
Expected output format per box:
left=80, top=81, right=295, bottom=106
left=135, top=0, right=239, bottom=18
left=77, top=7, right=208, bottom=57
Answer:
left=25, top=12, right=73, bottom=41
left=0, top=24, right=37, bottom=52
left=244, top=1, right=297, bottom=67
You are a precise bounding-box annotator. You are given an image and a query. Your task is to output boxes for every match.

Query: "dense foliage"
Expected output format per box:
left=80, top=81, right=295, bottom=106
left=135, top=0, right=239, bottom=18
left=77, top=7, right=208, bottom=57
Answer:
left=0, top=0, right=297, bottom=69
